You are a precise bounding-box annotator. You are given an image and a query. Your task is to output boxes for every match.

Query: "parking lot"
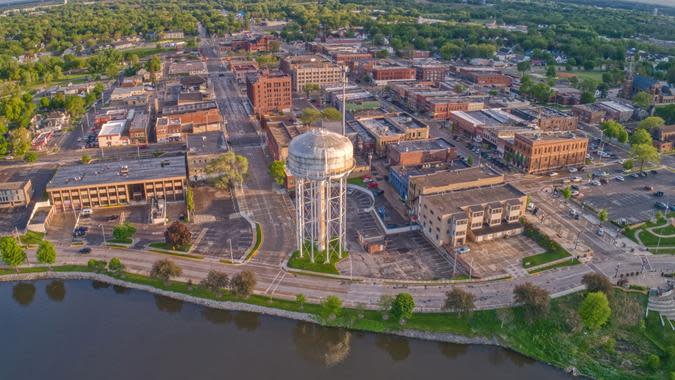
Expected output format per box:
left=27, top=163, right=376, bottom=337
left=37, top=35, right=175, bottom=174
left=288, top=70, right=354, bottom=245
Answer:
left=463, top=235, right=545, bottom=278
left=339, top=230, right=455, bottom=280
left=189, top=186, right=252, bottom=259
left=0, top=165, right=56, bottom=233
left=580, top=167, right=675, bottom=224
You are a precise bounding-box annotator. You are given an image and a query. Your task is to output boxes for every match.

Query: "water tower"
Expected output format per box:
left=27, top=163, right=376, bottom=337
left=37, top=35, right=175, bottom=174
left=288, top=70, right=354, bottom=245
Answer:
left=287, top=129, right=354, bottom=263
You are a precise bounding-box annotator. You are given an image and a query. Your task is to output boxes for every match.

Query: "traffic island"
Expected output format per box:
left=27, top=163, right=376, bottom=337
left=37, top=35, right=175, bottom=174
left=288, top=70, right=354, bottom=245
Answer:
left=288, top=242, right=349, bottom=275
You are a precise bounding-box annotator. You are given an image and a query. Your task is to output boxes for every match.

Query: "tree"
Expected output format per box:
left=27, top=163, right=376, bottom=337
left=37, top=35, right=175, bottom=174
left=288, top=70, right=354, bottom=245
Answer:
left=23, top=152, right=37, bottom=162
left=630, top=143, right=660, bottom=172
left=185, top=186, right=194, bottom=217
left=81, top=154, right=91, bottom=164
left=65, top=95, right=86, bottom=118
left=453, top=83, right=466, bottom=94
left=598, top=209, right=608, bottom=223
left=516, top=60, right=531, bottom=74
left=390, top=293, right=415, bottom=321
left=321, top=295, right=343, bottom=320
left=647, top=354, right=661, bottom=371
left=296, top=293, right=306, bottom=309
left=580, top=91, right=595, bottom=104
left=321, top=107, right=342, bottom=122
left=546, top=65, right=556, bottom=78
left=269, top=40, right=281, bottom=53
left=302, top=83, right=320, bottom=98
left=150, top=259, right=182, bottom=283
left=374, top=49, right=388, bottom=59
left=9, top=128, right=31, bottom=156
left=146, top=56, right=161, bottom=73
left=579, top=291, right=611, bottom=330
left=164, top=221, right=191, bottom=250
left=530, top=83, right=553, bottom=104
left=200, top=270, right=229, bottom=294
left=439, top=42, right=461, bottom=60
left=0, top=236, right=26, bottom=269
left=444, top=288, right=476, bottom=316
left=582, top=273, right=613, bottom=295
left=630, top=128, right=652, bottom=147
left=561, top=185, right=572, bottom=201
left=600, top=120, right=627, bottom=143
left=633, top=91, right=652, bottom=109
left=112, top=221, right=136, bottom=242
left=36, top=241, right=56, bottom=264
left=231, top=270, right=256, bottom=297
left=513, top=282, right=550, bottom=322
left=108, top=257, right=124, bottom=273
left=638, top=116, right=665, bottom=132
left=466, top=156, right=473, bottom=166
left=268, top=160, right=286, bottom=186
left=299, top=107, right=321, bottom=126
left=623, top=159, right=634, bottom=170
left=206, top=151, right=249, bottom=189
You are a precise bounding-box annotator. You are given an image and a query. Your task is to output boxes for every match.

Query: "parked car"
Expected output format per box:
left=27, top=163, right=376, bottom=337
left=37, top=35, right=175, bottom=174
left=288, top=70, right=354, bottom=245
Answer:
left=568, top=167, right=578, bottom=173
left=631, top=173, right=640, bottom=178
left=644, top=186, right=654, bottom=191
left=456, top=246, right=470, bottom=254
left=78, top=247, right=92, bottom=254
left=654, top=191, right=664, bottom=197
left=549, top=172, right=559, bottom=177
left=596, top=227, right=605, bottom=237
left=650, top=170, right=658, bottom=175
left=571, top=176, right=582, bottom=183
left=614, top=176, right=624, bottom=182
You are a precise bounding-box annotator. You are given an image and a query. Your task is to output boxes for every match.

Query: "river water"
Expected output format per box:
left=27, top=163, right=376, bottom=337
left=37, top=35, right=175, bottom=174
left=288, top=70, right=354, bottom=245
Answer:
left=0, top=280, right=572, bottom=380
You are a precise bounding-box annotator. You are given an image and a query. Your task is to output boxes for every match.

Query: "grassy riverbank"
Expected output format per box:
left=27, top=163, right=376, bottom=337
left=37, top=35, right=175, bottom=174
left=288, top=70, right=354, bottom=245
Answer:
left=1, top=265, right=672, bottom=379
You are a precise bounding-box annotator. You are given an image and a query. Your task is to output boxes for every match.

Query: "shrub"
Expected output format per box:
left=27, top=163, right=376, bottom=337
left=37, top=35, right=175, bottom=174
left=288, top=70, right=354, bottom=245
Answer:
left=513, top=282, right=550, bottom=322
left=390, top=293, right=415, bottom=322
left=582, top=273, right=613, bottom=295
left=579, top=292, right=612, bottom=330
left=200, top=270, right=229, bottom=294
left=150, top=259, right=182, bottom=283
left=87, top=259, right=107, bottom=272
left=36, top=241, right=57, bottom=264
left=321, top=295, right=343, bottom=320
left=647, top=354, right=661, bottom=371
left=108, top=257, right=124, bottom=273
left=164, top=221, right=191, bottom=250
left=296, top=293, right=306, bottom=309
left=444, top=288, right=476, bottom=316
left=112, top=222, right=136, bottom=242
left=230, top=270, right=256, bottom=298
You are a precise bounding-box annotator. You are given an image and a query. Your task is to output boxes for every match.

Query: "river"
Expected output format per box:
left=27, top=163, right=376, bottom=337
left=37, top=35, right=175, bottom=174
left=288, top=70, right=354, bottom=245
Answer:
left=0, top=280, right=572, bottom=380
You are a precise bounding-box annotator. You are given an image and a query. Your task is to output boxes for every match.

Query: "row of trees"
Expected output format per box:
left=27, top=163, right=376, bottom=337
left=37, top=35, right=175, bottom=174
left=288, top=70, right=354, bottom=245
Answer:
left=1, top=236, right=56, bottom=269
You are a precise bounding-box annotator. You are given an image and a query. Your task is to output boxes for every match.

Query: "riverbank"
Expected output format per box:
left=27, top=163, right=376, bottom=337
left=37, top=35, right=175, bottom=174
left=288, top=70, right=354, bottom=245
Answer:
left=1, top=267, right=672, bottom=379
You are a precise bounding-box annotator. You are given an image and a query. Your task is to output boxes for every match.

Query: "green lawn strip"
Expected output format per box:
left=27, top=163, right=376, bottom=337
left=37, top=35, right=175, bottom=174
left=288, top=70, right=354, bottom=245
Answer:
left=288, top=249, right=349, bottom=275
left=148, top=242, right=191, bottom=252
left=146, top=249, right=203, bottom=260
left=19, top=231, right=44, bottom=245
left=347, top=177, right=367, bottom=187
left=0, top=264, right=670, bottom=379
left=107, top=238, right=132, bottom=244
left=118, top=46, right=167, bottom=58
left=529, top=259, right=581, bottom=274
left=244, top=223, right=262, bottom=261
left=652, top=224, right=675, bottom=236
left=521, top=224, right=571, bottom=268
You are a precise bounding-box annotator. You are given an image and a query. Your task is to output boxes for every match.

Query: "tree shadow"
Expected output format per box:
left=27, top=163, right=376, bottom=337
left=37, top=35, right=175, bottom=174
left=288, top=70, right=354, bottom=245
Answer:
left=45, top=280, right=66, bottom=302
left=12, top=282, right=36, bottom=306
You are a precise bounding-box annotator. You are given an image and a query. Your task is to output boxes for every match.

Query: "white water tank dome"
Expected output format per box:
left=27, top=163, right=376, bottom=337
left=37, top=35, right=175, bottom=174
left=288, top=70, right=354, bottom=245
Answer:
left=287, top=129, right=355, bottom=181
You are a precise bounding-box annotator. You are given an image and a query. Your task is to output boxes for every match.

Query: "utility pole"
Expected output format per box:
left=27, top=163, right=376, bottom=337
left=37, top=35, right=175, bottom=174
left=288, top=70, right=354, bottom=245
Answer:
left=342, top=65, right=347, bottom=136
left=228, top=238, right=233, bottom=263
left=99, top=224, right=106, bottom=245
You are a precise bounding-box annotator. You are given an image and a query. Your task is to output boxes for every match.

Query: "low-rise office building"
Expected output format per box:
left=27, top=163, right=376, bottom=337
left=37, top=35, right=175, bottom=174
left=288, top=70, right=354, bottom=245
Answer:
left=46, top=156, right=187, bottom=210
left=510, top=107, right=578, bottom=132
left=597, top=101, right=634, bottom=123
left=186, top=131, right=227, bottom=182
left=0, top=180, right=33, bottom=208
left=417, top=183, right=526, bottom=248
left=507, top=133, right=588, bottom=174
left=280, top=55, right=343, bottom=92
left=414, top=63, right=449, bottom=84
left=371, top=64, right=416, bottom=85
left=356, top=113, right=430, bottom=156
left=229, top=60, right=259, bottom=83
left=571, top=104, right=606, bottom=124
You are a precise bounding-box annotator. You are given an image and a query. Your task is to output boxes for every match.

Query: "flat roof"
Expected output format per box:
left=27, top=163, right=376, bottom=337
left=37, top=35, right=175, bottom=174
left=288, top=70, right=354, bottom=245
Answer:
left=452, top=109, right=525, bottom=127
left=0, top=180, right=30, bottom=190
left=47, top=156, right=186, bottom=190
left=390, top=138, right=454, bottom=153
left=599, top=101, right=634, bottom=113
left=408, top=166, right=502, bottom=188
left=98, top=120, right=126, bottom=137
left=422, top=183, right=525, bottom=215
left=511, top=107, right=571, bottom=120
left=162, top=101, right=218, bottom=115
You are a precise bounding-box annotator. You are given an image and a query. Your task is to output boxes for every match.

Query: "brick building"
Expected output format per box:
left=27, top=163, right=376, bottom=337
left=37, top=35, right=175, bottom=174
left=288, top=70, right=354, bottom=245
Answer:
left=246, top=71, right=293, bottom=116
left=414, top=64, right=449, bottom=83
left=156, top=107, right=223, bottom=143
left=652, top=124, right=675, bottom=152
left=571, top=104, right=606, bottom=124
left=419, top=97, right=485, bottom=120
left=356, top=113, right=430, bottom=156
left=510, top=107, right=578, bottom=132
left=371, top=65, right=416, bottom=85
left=387, top=138, right=456, bottom=166
left=507, top=133, right=588, bottom=174
left=458, top=68, right=512, bottom=87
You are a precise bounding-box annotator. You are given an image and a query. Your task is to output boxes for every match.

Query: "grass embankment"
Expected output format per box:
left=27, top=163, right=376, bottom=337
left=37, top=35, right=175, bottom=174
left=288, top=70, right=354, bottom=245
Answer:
left=19, top=231, right=44, bottom=246
left=148, top=242, right=191, bottom=252
left=1, top=264, right=673, bottom=379
left=347, top=177, right=367, bottom=187
left=521, top=224, right=572, bottom=268
left=529, top=259, right=581, bottom=274
left=244, top=223, right=262, bottom=261
left=288, top=244, right=349, bottom=275
left=108, top=238, right=132, bottom=245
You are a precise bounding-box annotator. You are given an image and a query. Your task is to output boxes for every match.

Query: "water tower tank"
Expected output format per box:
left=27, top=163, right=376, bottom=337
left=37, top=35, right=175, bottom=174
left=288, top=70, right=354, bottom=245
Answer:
left=287, top=129, right=354, bottom=181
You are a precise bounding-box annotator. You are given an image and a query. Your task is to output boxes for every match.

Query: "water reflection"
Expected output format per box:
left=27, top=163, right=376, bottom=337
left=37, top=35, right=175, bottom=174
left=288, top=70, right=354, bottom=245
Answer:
left=201, top=307, right=233, bottom=325
left=12, top=282, right=36, bottom=306
left=375, top=335, right=410, bottom=361
left=293, top=322, right=351, bottom=367
left=438, top=342, right=469, bottom=360
left=45, top=280, right=66, bottom=302
left=154, top=295, right=183, bottom=314
left=233, top=311, right=260, bottom=331
left=91, top=281, right=110, bottom=289
left=112, top=285, right=131, bottom=295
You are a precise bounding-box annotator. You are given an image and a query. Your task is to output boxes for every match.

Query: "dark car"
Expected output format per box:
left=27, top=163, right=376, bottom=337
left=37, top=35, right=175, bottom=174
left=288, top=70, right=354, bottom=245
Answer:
left=104, top=215, right=118, bottom=221
left=650, top=170, right=658, bottom=175
left=654, top=191, right=664, bottom=197
left=655, top=202, right=668, bottom=210
left=78, top=247, right=92, bottom=254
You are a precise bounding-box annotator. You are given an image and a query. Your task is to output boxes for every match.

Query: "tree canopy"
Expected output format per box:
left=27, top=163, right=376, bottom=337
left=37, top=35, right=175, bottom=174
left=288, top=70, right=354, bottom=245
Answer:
left=206, top=151, right=249, bottom=189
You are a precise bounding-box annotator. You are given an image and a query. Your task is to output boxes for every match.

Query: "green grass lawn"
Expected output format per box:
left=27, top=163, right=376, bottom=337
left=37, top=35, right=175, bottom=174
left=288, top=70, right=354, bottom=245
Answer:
left=119, top=46, right=167, bottom=58
left=288, top=246, right=348, bottom=275
left=652, top=224, right=675, bottom=236
left=561, top=70, right=604, bottom=82
left=245, top=223, right=262, bottom=261
left=108, top=237, right=132, bottom=244
left=521, top=224, right=571, bottom=268
left=625, top=217, right=675, bottom=252
left=19, top=231, right=44, bottom=245
left=148, top=242, right=191, bottom=252
left=529, top=258, right=581, bottom=274
left=347, top=177, right=367, bottom=187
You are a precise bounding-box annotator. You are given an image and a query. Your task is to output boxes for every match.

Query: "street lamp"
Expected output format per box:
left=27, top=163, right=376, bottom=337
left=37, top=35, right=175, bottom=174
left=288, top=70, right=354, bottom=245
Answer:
left=99, top=224, right=106, bottom=245
left=228, top=238, right=234, bottom=263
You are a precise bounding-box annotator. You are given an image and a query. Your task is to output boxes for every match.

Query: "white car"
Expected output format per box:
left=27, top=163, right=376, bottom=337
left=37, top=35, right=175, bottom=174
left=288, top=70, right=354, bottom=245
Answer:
left=568, top=167, right=578, bottom=173
left=549, top=172, right=559, bottom=177
left=571, top=176, right=582, bottom=183
left=590, top=179, right=602, bottom=186
left=614, top=175, right=625, bottom=182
